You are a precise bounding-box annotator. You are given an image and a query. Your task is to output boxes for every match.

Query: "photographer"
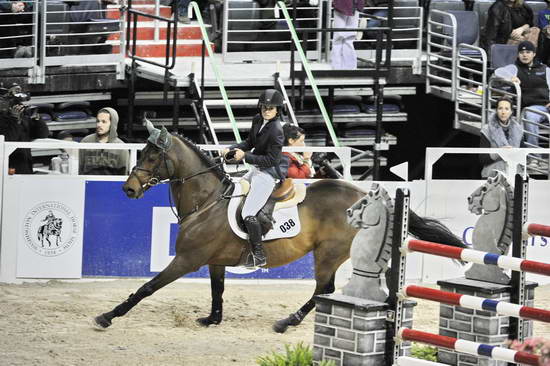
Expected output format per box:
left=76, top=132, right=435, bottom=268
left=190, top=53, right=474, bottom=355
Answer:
left=0, top=84, right=49, bottom=174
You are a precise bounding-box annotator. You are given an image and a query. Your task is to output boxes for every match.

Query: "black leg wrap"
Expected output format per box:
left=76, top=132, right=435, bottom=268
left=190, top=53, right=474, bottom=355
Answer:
left=273, top=309, right=307, bottom=333
left=93, top=312, right=113, bottom=329
left=197, top=309, right=223, bottom=326
left=273, top=299, right=315, bottom=333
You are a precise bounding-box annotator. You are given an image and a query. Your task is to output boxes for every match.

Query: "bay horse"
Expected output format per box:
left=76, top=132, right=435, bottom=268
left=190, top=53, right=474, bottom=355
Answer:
left=93, top=123, right=466, bottom=332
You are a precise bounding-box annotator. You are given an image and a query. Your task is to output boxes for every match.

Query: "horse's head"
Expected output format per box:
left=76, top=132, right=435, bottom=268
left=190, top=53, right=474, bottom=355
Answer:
left=468, top=171, right=505, bottom=215
left=123, top=119, right=176, bottom=199
left=53, top=218, right=62, bottom=229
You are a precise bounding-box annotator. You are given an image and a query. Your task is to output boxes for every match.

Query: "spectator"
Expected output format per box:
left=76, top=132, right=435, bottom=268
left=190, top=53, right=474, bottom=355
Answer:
left=365, top=0, right=387, bottom=29
left=494, top=41, right=550, bottom=156
left=65, top=0, right=115, bottom=55
left=0, top=84, right=49, bottom=174
left=79, top=107, right=129, bottom=175
left=482, top=0, right=539, bottom=54
left=177, top=0, right=191, bottom=23
left=537, top=0, right=550, bottom=63
left=282, top=123, right=315, bottom=178
left=480, top=97, right=524, bottom=177
left=0, top=0, right=33, bottom=58
left=331, top=0, right=364, bottom=69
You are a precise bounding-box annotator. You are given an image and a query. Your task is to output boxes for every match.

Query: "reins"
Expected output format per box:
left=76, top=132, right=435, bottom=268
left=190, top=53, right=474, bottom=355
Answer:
left=131, top=150, right=240, bottom=224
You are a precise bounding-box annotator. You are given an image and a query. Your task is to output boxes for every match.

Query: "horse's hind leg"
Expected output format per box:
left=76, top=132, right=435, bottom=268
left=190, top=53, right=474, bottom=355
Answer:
left=197, top=264, right=225, bottom=326
left=273, top=272, right=336, bottom=333
left=93, top=256, right=193, bottom=330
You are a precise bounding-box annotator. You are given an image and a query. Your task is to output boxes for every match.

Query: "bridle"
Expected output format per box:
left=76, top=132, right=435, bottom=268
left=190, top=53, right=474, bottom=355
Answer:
left=129, top=146, right=232, bottom=223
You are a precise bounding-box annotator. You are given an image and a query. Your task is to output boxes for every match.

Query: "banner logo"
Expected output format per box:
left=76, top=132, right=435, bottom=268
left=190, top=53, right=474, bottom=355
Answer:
left=22, top=201, right=79, bottom=257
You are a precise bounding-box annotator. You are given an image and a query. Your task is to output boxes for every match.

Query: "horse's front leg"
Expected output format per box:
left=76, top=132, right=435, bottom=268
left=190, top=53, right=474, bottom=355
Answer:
left=197, top=264, right=225, bottom=326
left=93, top=255, right=196, bottom=330
left=273, top=272, right=335, bottom=333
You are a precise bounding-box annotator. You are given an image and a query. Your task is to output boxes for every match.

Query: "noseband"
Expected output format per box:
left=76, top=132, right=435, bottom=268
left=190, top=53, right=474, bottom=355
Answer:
left=131, top=150, right=171, bottom=189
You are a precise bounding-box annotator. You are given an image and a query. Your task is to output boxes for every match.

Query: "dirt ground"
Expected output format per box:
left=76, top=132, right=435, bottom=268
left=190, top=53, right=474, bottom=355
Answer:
left=1, top=280, right=550, bottom=366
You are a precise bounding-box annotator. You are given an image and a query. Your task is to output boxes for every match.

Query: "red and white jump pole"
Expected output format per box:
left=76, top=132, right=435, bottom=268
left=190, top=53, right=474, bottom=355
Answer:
left=397, top=328, right=540, bottom=366
left=524, top=223, right=550, bottom=238
left=402, top=285, right=550, bottom=323
left=403, top=238, right=550, bottom=277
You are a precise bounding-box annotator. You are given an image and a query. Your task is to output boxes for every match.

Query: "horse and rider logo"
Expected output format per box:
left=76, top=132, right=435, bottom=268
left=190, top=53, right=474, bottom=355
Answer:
left=22, top=201, right=78, bottom=257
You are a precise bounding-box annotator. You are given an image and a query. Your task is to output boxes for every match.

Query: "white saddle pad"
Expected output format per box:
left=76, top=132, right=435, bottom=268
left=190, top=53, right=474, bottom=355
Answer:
left=227, top=181, right=303, bottom=241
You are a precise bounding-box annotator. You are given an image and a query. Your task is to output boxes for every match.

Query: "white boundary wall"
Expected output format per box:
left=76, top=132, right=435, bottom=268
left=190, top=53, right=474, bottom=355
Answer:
left=1, top=142, right=550, bottom=285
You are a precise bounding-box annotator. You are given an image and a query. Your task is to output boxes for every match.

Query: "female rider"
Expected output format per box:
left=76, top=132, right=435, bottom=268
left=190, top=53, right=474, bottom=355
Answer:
left=224, top=89, right=289, bottom=267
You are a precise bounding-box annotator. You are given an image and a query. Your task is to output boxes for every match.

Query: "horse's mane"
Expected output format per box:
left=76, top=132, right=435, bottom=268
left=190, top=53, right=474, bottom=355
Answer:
left=173, top=134, right=227, bottom=180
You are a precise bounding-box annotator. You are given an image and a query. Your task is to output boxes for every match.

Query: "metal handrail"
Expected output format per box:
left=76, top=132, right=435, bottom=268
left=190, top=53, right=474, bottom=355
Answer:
left=188, top=1, right=242, bottom=143
left=274, top=1, right=340, bottom=147
left=454, top=43, right=487, bottom=131
left=426, top=9, right=458, bottom=101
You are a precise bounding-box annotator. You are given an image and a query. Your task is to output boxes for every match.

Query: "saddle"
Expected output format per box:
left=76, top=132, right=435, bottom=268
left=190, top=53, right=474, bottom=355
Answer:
left=236, top=178, right=306, bottom=236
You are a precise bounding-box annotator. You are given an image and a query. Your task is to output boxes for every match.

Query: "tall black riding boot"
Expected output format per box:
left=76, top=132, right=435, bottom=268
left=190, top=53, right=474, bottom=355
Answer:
left=243, top=215, right=266, bottom=267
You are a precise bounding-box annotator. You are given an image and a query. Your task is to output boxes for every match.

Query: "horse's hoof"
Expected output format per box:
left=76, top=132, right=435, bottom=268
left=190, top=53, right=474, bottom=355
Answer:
left=92, top=314, right=112, bottom=330
left=196, top=316, right=221, bottom=327
left=273, top=319, right=289, bottom=333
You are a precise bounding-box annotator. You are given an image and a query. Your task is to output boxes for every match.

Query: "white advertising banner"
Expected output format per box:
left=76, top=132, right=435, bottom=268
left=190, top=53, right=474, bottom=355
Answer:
left=14, top=177, right=85, bottom=278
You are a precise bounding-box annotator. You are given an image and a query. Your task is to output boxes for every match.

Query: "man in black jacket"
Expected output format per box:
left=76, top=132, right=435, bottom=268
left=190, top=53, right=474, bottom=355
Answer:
left=223, top=89, right=289, bottom=267
left=0, top=84, right=49, bottom=174
left=494, top=41, right=550, bottom=152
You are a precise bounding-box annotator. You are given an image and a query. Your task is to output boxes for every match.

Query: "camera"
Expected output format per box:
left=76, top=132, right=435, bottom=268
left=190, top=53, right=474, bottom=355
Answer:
left=0, top=85, right=38, bottom=120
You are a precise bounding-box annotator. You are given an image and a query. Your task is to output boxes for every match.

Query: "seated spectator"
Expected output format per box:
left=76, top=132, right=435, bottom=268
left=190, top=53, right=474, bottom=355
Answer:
left=482, top=0, right=539, bottom=54
left=282, top=123, right=315, bottom=178
left=537, top=0, right=550, bottom=64
left=79, top=107, right=129, bottom=175
left=494, top=41, right=550, bottom=155
left=480, top=97, right=524, bottom=177
left=0, top=0, right=33, bottom=58
left=177, top=0, right=191, bottom=23
left=65, top=0, right=115, bottom=55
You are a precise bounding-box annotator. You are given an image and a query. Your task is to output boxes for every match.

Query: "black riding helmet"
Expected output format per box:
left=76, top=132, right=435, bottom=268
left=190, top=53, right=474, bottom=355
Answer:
left=258, top=89, right=284, bottom=119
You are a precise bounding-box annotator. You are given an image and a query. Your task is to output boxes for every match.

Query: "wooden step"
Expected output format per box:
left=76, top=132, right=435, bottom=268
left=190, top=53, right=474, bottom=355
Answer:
left=112, top=40, right=213, bottom=57
left=109, top=23, right=203, bottom=41
left=107, top=5, right=173, bottom=20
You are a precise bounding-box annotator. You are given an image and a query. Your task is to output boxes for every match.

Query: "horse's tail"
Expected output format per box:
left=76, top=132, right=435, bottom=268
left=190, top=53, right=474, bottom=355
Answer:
left=408, top=210, right=467, bottom=249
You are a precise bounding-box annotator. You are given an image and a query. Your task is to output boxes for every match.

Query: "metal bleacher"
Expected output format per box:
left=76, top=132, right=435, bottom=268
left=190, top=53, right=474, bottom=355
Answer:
left=425, top=0, right=550, bottom=175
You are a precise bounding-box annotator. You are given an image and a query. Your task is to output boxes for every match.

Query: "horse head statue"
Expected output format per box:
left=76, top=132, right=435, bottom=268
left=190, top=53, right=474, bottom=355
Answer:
left=465, top=171, right=514, bottom=284
left=346, top=184, right=392, bottom=230
left=123, top=118, right=176, bottom=199
left=467, top=171, right=508, bottom=216
left=343, top=183, right=394, bottom=302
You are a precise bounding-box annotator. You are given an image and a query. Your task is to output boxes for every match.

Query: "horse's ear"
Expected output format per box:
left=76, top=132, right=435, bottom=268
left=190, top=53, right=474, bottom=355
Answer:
left=143, top=115, right=158, bottom=135
left=158, top=127, right=172, bottom=150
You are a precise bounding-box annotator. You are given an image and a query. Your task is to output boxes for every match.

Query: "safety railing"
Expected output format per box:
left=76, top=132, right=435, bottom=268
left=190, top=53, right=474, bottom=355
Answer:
left=274, top=1, right=340, bottom=147
left=521, top=107, right=550, bottom=174
left=326, top=4, right=423, bottom=74
left=426, top=9, right=457, bottom=100
left=0, top=140, right=353, bottom=179
left=42, top=0, right=125, bottom=81
left=0, top=0, right=39, bottom=79
left=453, top=44, right=487, bottom=134
left=425, top=147, right=550, bottom=182
left=222, top=0, right=323, bottom=63
left=0, top=0, right=125, bottom=83
left=189, top=1, right=242, bottom=143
